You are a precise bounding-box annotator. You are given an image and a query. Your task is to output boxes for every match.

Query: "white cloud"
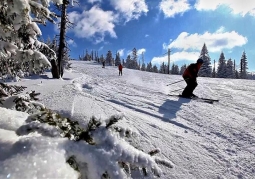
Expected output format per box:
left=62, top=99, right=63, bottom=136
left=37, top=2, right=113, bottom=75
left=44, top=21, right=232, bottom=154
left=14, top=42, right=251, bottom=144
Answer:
left=145, top=34, right=149, bottom=37
left=164, top=29, right=248, bottom=52
left=137, top=48, right=146, bottom=56
left=126, top=48, right=146, bottom=58
left=158, top=28, right=248, bottom=66
left=67, top=39, right=77, bottom=47
left=216, top=26, right=225, bottom=33
left=195, top=0, right=255, bottom=16
left=151, top=51, right=200, bottom=65
left=117, top=49, right=125, bottom=57
left=159, top=0, right=191, bottom=18
left=68, top=6, right=117, bottom=43
left=109, top=0, right=148, bottom=22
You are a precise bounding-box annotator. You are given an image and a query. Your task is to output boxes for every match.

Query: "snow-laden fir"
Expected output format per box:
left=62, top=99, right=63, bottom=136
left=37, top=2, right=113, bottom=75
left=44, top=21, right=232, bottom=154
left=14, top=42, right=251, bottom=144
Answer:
left=1, top=60, right=255, bottom=179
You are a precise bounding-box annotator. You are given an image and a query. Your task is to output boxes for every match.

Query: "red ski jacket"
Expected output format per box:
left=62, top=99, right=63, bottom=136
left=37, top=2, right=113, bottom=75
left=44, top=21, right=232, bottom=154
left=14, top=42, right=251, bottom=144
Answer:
left=118, top=64, right=123, bottom=70
left=182, top=63, right=201, bottom=79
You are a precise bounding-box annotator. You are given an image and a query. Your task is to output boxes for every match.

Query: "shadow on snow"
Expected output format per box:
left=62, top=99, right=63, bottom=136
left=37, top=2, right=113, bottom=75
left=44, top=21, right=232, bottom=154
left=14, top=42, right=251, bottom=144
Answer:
left=108, top=98, right=193, bottom=131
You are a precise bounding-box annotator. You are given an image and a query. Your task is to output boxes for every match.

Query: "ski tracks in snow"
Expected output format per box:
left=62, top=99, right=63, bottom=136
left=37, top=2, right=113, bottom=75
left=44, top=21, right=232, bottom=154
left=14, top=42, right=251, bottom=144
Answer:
left=66, top=62, right=255, bottom=179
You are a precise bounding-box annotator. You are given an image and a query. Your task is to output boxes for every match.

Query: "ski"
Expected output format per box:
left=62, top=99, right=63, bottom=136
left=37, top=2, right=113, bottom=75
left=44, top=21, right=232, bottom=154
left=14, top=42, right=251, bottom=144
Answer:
left=168, top=94, right=219, bottom=104
left=196, top=97, right=219, bottom=102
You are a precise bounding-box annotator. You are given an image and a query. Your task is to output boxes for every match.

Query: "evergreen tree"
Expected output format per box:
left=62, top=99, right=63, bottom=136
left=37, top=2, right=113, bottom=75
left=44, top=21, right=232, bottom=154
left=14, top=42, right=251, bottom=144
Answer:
left=46, top=36, right=71, bottom=73
left=0, top=0, right=59, bottom=79
left=180, top=64, right=187, bottom=75
left=125, top=55, right=132, bottom=68
left=122, top=59, right=125, bottom=67
left=212, top=60, right=216, bottom=78
left=159, top=62, right=167, bottom=74
left=138, top=60, right=141, bottom=70
left=217, top=52, right=227, bottom=78
left=106, top=50, right=113, bottom=66
left=130, top=48, right=138, bottom=69
left=115, top=52, right=121, bottom=66
left=91, top=50, right=94, bottom=61
left=56, top=0, right=73, bottom=78
left=141, top=63, right=146, bottom=71
left=239, top=51, right=248, bottom=79
left=152, top=64, right=159, bottom=73
left=140, top=52, right=146, bottom=71
left=233, top=59, right=239, bottom=79
left=83, top=50, right=90, bottom=61
left=171, top=64, right=179, bottom=74
left=235, top=70, right=239, bottom=79
left=226, top=58, right=234, bottom=78
left=99, top=55, right=105, bottom=63
left=146, top=62, right=153, bottom=72
left=198, top=43, right=212, bottom=77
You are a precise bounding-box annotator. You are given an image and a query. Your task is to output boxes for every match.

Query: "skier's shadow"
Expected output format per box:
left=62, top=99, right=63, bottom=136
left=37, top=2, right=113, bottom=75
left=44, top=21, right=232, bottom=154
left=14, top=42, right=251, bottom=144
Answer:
left=158, top=97, right=191, bottom=129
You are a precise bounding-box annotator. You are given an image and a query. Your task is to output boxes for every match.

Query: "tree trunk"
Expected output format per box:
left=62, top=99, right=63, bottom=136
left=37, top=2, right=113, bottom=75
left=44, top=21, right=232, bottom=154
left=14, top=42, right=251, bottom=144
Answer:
left=57, top=0, right=67, bottom=78
left=51, top=59, right=59, bottom=78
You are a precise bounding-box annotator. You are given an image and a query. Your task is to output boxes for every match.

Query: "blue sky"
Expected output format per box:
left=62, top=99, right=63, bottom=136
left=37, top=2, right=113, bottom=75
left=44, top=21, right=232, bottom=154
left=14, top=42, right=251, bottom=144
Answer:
left=41, top=0, right=255, bottom=71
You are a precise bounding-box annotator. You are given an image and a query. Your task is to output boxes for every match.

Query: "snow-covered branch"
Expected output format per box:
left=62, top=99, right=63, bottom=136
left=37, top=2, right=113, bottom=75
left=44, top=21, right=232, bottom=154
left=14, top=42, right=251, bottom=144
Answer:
left=0, top=0, right=61, bottom=78
left=16, top=109, right=173, bottom=178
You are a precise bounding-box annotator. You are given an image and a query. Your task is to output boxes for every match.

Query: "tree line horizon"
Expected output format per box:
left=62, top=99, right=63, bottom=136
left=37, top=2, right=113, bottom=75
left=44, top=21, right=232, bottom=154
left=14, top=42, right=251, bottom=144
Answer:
left=79, top=43, right=254, bottom=80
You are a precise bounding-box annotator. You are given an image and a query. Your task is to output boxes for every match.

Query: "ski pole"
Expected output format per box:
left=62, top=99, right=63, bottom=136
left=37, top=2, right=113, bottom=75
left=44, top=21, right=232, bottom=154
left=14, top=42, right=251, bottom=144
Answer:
left=169, top=88, right=183, bottom=93
left=166, top=79, right=183, bottom=86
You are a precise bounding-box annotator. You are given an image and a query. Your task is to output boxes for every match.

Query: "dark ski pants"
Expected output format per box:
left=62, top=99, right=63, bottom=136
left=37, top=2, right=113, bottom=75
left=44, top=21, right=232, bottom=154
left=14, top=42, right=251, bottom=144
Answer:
left=182, top=78, right=197, bottom=97
left=119, top=70, right=122, bottom=76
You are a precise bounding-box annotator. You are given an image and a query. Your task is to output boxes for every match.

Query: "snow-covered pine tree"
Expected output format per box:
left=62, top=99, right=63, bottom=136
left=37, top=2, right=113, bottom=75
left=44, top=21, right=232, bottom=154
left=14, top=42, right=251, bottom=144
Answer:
left=111, top=57, right=115, bottom=66
left=93, top=52, right=96, bottom=62
left=152, top=64, right=159, bottom=73
left=55, top=0, right=75, bottom=78
left=125, top=55, right=132, bottom=68
left=96, top=51, right=100, bottom=63
left=115, top=52, right=121, bottom=66
left=84, top=50, right=91, bottom=61
left=159, top=62, right=167, bottom=74
left=91, top=50, right=94, bottom=61
left=217, top=52, right=227, bottom=78
left=233, top=59, right=239, bottom=79
left=122, top=59, right=125, bottom=67
left=226, top=58, right=234, bottom=78
left=198, top=43, right=212, bottom=77
left=140, top=52, right=146, bottom=71
left=175, top=64, right=180, bottom=75
left=212, top=60, right=216, bottom=78
left=0, top=0, right=61, bottom=78
left=99, top=55, right=105, bottom=64
left=239, top=51, right=248, bottom=79
left=106, top=50, right=113, bottom=66
left=141, top=62, right=146, bottom=71
left=171, top=64, right=179, bottom=75
left=46, top=36, right=72, bottom=74
left=131, top=48, right=139, bottom=70
left=146, top=62, right=153, bottom=72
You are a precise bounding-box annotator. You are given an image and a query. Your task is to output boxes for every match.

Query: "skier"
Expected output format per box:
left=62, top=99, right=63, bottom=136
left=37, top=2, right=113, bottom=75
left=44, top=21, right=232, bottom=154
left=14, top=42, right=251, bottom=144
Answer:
left=181, top=58, right=203, bottom=98
left=102, top=60, right=105, bottom=68
left=118, top=63, right=123, bottom=76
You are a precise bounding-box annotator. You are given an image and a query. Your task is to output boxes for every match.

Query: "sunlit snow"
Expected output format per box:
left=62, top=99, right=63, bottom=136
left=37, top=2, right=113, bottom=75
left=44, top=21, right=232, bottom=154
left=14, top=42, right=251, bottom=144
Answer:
left=0, top=61, right=255, bottom=178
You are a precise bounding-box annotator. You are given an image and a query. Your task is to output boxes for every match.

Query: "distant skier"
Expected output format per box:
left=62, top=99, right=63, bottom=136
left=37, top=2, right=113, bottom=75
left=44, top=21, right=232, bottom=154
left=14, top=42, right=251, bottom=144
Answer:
left=181, top=58, right=203, bottom=98
left=118, top=63, right=123, bottom=76
left=102, top=60, right=105, bottom=68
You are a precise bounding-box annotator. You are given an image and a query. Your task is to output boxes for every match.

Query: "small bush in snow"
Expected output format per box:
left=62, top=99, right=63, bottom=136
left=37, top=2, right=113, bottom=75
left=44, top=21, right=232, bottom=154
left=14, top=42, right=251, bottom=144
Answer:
left=16, top=108, right=174, bottom=178
left=0, top=82, right=43, bottom=113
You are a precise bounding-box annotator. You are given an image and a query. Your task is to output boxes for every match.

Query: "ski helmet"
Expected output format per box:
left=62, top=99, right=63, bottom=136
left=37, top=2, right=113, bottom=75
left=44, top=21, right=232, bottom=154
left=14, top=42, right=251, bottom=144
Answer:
left=197, top=58, right=203, bottom=64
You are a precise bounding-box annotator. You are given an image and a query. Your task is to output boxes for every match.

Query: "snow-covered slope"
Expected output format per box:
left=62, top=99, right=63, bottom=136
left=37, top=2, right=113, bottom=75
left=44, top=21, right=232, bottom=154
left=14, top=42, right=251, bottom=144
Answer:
left=1, top=60, right=255, bottom=179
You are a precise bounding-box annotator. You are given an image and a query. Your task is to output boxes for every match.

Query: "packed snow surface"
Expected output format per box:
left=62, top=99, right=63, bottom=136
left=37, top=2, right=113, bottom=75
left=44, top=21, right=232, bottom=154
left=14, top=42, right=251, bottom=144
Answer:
left=0, top=60, right=255, bottom=179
